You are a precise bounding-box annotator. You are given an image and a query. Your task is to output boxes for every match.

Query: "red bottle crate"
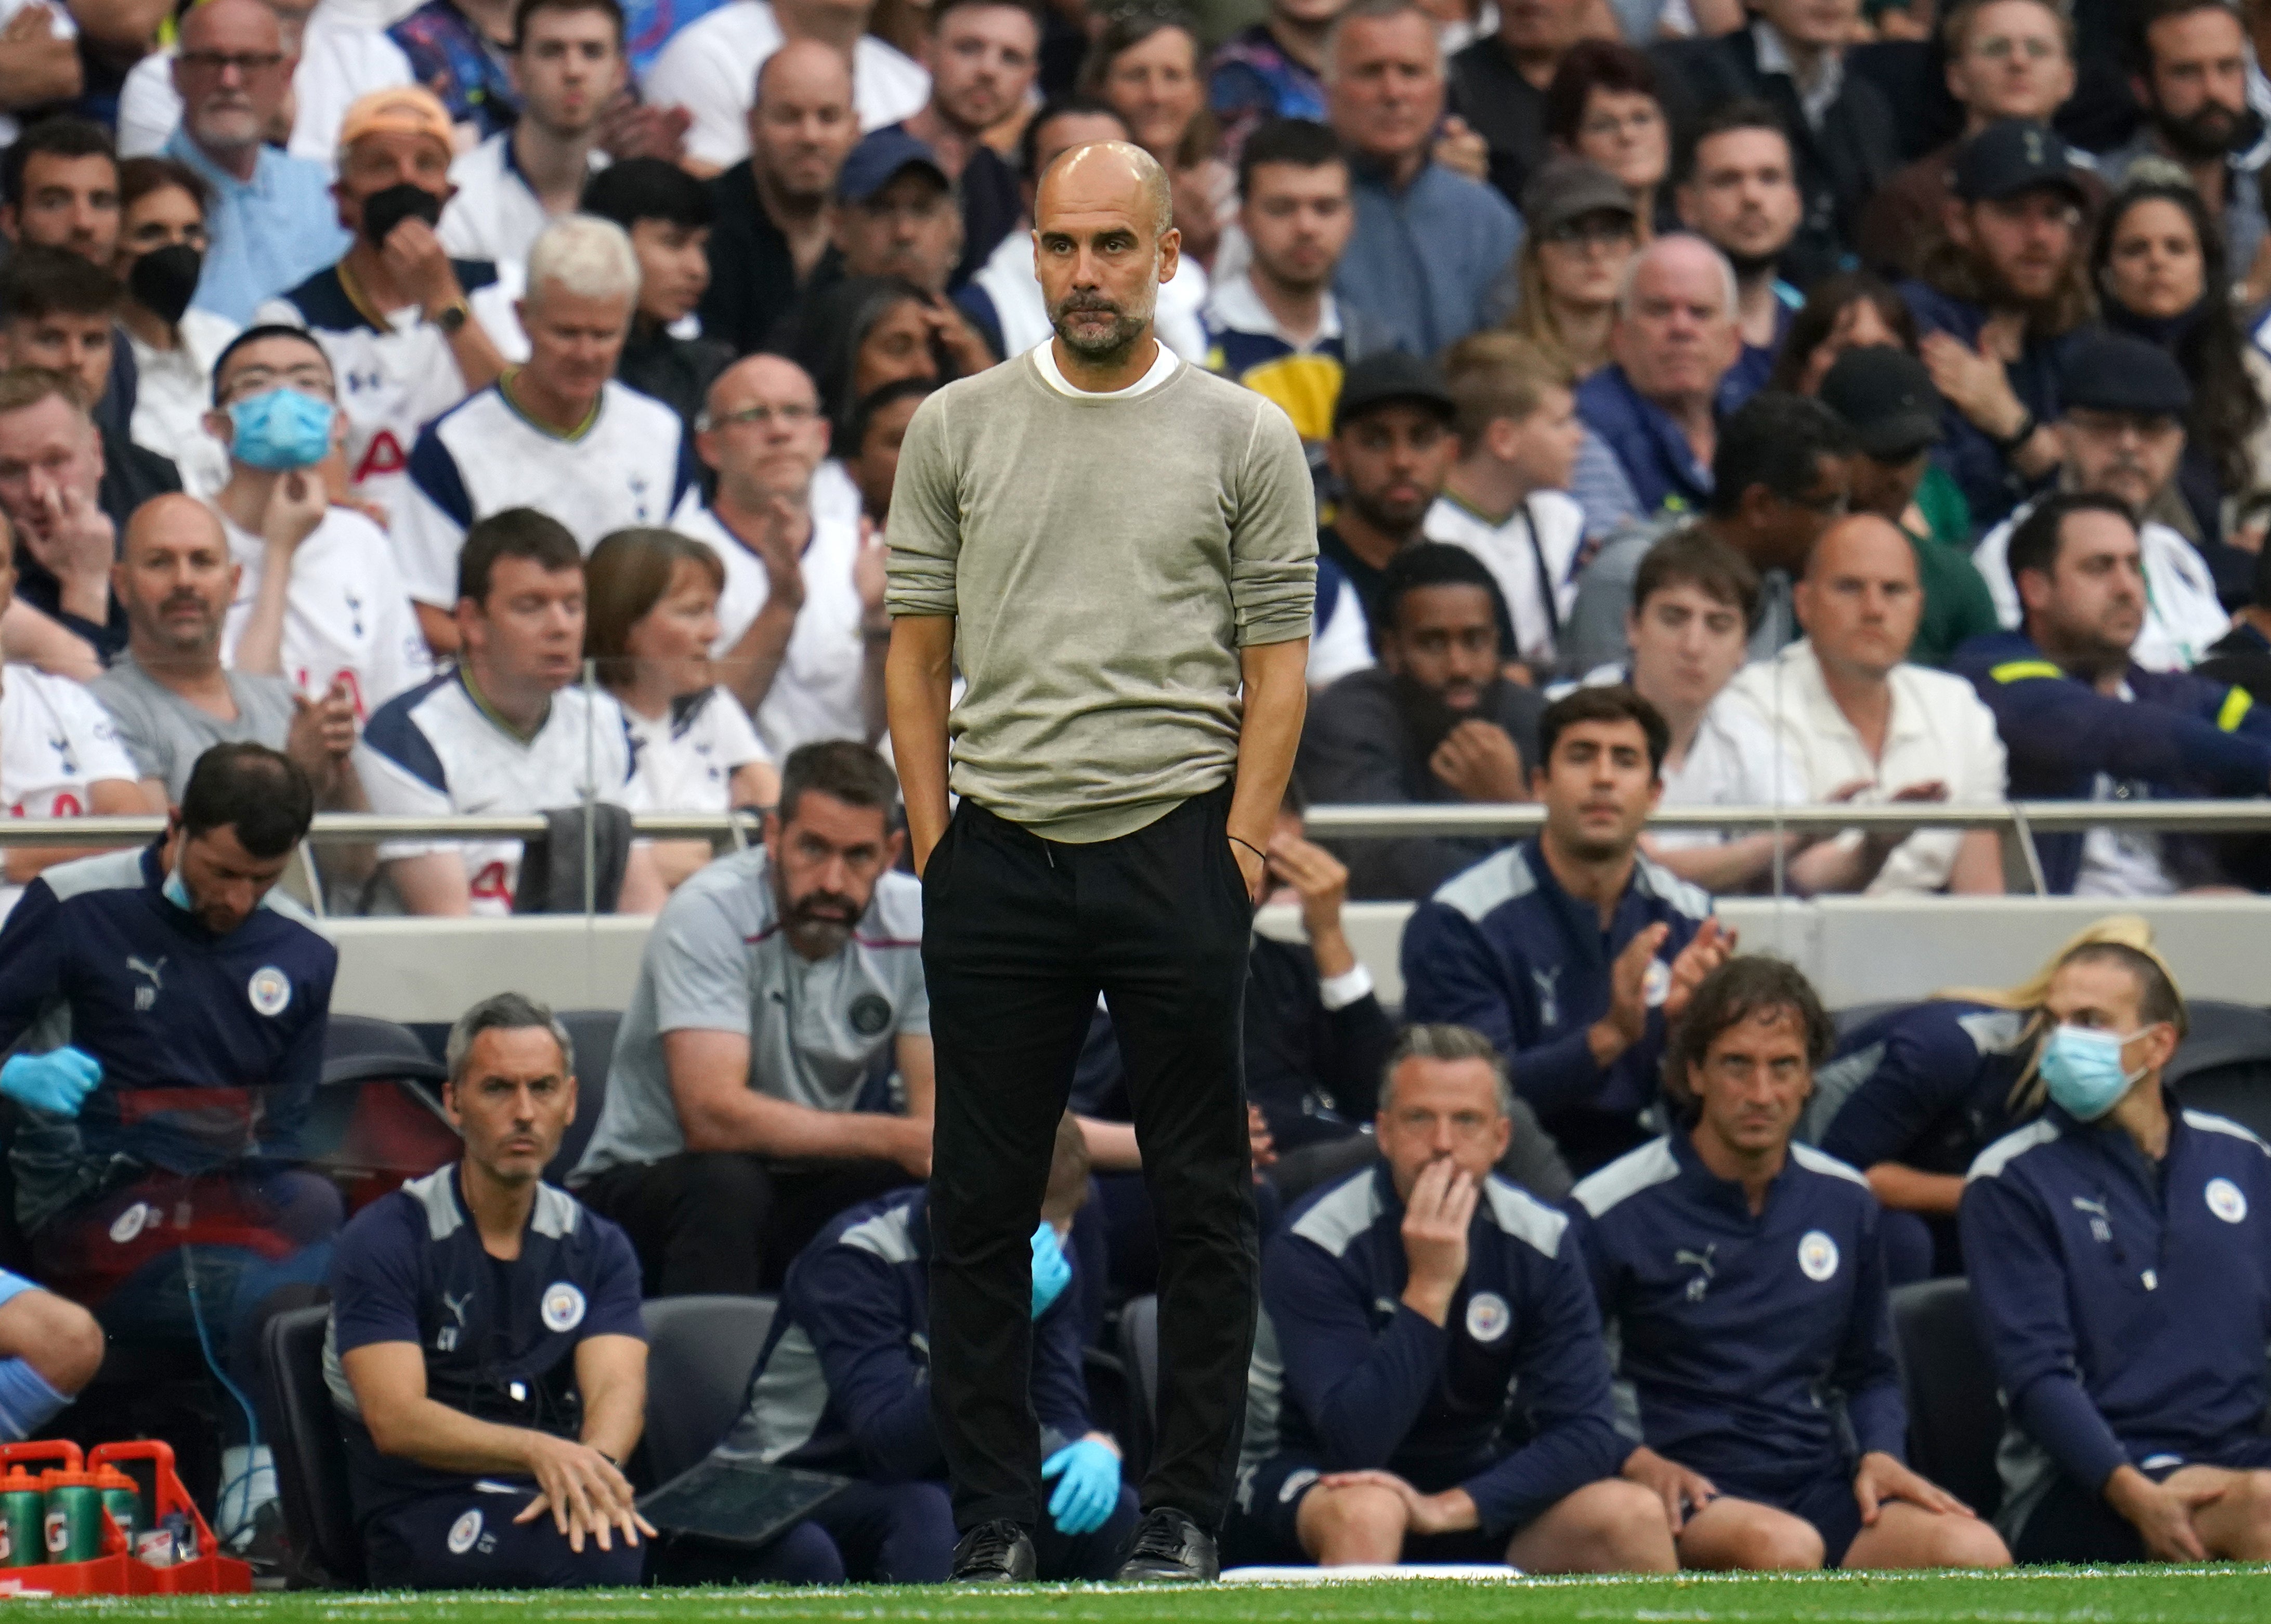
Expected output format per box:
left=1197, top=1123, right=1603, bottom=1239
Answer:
left=0, top=1438, right=251, bottom=1595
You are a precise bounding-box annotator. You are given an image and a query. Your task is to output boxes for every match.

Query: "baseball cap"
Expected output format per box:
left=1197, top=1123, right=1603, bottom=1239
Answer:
left=1952, top=119, right=2090, bottom=207
left=2060, top=331, right=2193, bottom=418
left=837, top=128, right=949, bottom=205
left=336, top=86, right=455, bottom=160
left=1818, top=346, right=1944, bottom=460
left=1332, top=352, right=1454, bottom=435
left=1521, top=159, right=1636, bottom=238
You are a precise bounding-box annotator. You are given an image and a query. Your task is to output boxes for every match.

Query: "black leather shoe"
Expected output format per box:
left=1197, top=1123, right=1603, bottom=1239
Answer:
left=1113, top=1507, right=1219, bottom=1583
left=950, top=1520, right=1037, bottom=1583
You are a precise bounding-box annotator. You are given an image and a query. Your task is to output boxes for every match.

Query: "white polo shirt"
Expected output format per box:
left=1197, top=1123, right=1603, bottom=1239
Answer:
left=677, top=500, right=868, bottom=756
left=640, top=0, right=929, bottom=171
left=1569, top=662, right=1803, bottom=850
left=394, top=377, right=700, bottom=607
left=1422, top=489, right=1586, bottom=668
left=216, top=504, right=436, bottom=715
left=1729, top=638, right=2007, bottom=894
left=256, top=263, right=528, bottom=526
left=623, top=685, right=772, bottom=813
left=1974, top=498, right=2229, bottom=672
left=437, top=133, right=608, bottom=270
left=356, top=670, right=639, bottom=914
left=0, top=663, right=140, bottom=919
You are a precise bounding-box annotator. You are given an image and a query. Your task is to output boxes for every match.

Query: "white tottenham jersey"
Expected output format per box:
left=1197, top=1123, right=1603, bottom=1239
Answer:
left=1422, top=490, right=1587, bottom=668
left=0, top=663, right=140, bottom=919
left=623, top=685, right=771, bottom=814
left=356, top=671, right=638, bottom=915
left=216, top=504, right=436, bottom=717
left=677, top=502, right=868, bottom=757
left=437, top=134, right=607, bottom=270
left=395, top=378, right=700, bottom=608
left=640, top=0, right=929, bottom=169
left=256, top=262, right=529, bottom=528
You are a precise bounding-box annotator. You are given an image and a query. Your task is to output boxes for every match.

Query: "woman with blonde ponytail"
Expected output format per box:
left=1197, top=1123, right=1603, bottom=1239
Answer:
left=1800, top=916, right=2176, bottom=1281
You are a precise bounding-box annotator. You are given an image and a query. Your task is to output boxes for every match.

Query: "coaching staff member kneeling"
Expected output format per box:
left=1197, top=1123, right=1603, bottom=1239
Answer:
left=886, top=138, right=1316, bottom=1582
left=327, top=994, right=661, bottom=1590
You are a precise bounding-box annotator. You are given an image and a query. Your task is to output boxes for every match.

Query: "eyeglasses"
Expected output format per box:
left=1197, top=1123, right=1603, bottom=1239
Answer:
left=1579, top=108, right=1662, bottom=143
left=1543, top=216, right=1636, bottom=248
left=1971, top=34, right=2059, bottom=61
left=178, top=50, right=286, bottom=75
left=700, top=402, right=819, bottom=431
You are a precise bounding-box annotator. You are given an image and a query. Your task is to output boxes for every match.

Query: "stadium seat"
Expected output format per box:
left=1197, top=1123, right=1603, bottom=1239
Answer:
left=638, top=1294, right=776, bottom=1486
left=262, top=1304, right=364, bottom=1588
left=1830, top=1001, right=1906, bottom=1039
left=2165, top=1002, right=2271, bottom=1141
left=1887, top=1277, right=2002, bottom=1520
left=548, top=1009, right=622, bottom=1186
left=1117, top=1294, right=1160, bottom=1486
left=323, top=1014, right=449, bottom=1088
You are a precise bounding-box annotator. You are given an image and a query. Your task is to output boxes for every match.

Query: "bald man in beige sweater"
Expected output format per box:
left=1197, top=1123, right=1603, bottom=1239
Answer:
left=886, top=141, right=1315, bottom=1584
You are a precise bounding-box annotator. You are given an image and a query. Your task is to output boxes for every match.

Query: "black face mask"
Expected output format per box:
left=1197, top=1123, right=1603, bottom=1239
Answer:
left=360, top=181, right=445, bottom=247
left=128, top=243, right=201, bottom=325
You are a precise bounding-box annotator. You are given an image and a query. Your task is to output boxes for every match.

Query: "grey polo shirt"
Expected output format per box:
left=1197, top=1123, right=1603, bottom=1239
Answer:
left=570, top=846, right=928, bottom=1183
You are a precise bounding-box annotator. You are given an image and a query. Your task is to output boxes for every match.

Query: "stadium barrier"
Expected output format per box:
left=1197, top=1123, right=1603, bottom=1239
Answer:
left=6, top=806, right=2271, bottom=1013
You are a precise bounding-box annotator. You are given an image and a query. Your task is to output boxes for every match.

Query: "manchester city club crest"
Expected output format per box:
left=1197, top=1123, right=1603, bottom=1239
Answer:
left=447, top=1509, right=483, bottom=1555
left=1797, top=1229, right=1839, bottom=1282
left=541, top=1281, right=587, bottom=1333
left=247, top=966, right=291, bottom=1017
left=849, top=993, right=893, bottom=1037
left=2206, top=1176, right=2249, bottom=1225
left=1465, top=1291, right=1511, bottom=1342
left=1642, top=958, right=1673, bottom=1008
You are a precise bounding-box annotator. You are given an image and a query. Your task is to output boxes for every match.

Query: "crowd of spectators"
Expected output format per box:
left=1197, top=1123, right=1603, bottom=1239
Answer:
left=0, top=0, right=2268, bottom=1594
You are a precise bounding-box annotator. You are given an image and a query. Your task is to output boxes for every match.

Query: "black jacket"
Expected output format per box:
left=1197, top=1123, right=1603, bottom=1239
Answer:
left=697, top=161, right=844, bottom=357
left=1652, top=27, right=1900, bottom=285
left=1297, top=665, right=1546, bottom=901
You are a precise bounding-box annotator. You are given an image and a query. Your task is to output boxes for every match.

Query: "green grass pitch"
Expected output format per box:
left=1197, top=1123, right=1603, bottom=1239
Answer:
left=9, top=1569, right=2271, bottom=1623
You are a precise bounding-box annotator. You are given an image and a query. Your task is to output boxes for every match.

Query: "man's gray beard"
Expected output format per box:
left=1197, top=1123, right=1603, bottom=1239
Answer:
left=1050, top=296, right=1154, bottom=362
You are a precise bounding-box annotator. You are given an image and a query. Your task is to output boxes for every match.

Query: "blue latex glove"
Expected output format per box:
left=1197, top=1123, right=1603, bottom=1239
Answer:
left=1030, top=1222, right=1072, bottom=1319
left=1040, top=1438, right=1120, bottom=1536
left=0, top=1047, right=100, bottom=1117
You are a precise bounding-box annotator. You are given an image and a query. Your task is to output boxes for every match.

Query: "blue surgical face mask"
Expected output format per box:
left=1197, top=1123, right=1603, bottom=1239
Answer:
left=227, top=387, right=335, bottom=471
left=2039, top=1024, right=2156, bottom=1121
left=162, top=859, right=191, bottom=911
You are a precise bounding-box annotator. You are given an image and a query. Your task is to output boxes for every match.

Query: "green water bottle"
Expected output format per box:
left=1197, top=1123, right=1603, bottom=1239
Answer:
left=40, top=1470, right=102, bottom=1564
left=93, top=1467, right=138, bottom=1551
left=0, top=1469, right=42, bottom=1567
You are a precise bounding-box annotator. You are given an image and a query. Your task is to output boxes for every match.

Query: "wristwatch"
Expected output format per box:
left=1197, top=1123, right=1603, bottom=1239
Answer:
left=433, top=299, right=471, bottom=336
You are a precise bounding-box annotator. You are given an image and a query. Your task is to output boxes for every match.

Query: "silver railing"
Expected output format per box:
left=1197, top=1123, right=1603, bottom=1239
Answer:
left=20, top=801, right=2271, bottom=903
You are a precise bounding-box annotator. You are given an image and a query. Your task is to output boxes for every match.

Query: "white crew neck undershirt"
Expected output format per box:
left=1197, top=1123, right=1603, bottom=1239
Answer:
left=1031, top=336, right=1181, bottom=399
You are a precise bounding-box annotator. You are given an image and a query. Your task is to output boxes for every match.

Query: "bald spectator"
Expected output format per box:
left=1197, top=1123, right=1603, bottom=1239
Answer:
left=1577, top=235, right=1743, bottom=520
left=676, top=355, right=882, bottom=756
left=90, top=495, right=364, bottom=817
left=167, top=0, right=352, bottom=324
left=1730, top=514, right=2007, bottom=896
left=259, top=87, right=521, bottom=526
left=1326, top=0, right=1523, bottom=357
left=701, top=40, right=861, bottom=358
left=644, top=0, right=930, bottom=177
left=893, top=0, right=1036, bottom=287
left=1856, top=0, right=2082, bottom=275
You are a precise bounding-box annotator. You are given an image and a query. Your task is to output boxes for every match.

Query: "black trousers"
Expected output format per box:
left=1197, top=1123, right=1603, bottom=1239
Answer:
left=579, top=1151, right=915, bottom=1295
left=924, top=785, right=1259, bottom=1534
